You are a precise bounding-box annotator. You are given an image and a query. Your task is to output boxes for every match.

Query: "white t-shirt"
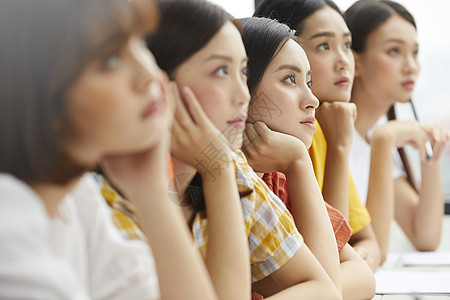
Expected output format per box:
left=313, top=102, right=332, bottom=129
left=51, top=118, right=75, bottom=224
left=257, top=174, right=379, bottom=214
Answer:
left=0, top=173, right=159, bottom=299
left=349, top=127, right=406, bottom=205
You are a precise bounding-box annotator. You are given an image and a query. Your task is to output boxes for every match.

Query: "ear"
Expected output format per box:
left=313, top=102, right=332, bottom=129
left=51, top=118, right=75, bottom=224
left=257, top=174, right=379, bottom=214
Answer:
left=352, top=50, right=361, bottom=78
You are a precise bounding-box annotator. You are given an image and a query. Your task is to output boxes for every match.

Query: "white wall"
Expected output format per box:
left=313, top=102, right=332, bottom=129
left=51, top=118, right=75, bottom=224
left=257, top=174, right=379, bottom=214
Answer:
left=208, top=0, right=254, bottom=18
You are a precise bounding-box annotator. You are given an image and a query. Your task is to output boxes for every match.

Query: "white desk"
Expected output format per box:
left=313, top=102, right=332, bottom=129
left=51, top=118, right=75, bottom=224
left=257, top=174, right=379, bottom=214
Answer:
left=372, top=216, right=450, bottom=299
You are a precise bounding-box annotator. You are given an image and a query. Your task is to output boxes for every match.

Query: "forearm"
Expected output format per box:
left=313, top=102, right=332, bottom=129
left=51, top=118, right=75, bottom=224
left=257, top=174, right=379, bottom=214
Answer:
left=322, top=145, right=350, bottom=220
left=286, top=160, right=341, bottom=294
left=202, top=169, right=251, bottom=300
left=349, top=226, right=381, bottom=271
left=365, top=134, right=395, bottom=261
left=339, top=244, right=375, bottom=300
left=132, top=186, right=217, bottom=300
left=265, top=280, right=340, bottom=300
left=412, top=162, right=443, bottom=250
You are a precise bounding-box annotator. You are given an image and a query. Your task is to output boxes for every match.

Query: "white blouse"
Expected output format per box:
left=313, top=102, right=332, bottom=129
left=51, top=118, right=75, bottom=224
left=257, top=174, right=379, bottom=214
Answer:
left=0, top=173, right=159, bottom=299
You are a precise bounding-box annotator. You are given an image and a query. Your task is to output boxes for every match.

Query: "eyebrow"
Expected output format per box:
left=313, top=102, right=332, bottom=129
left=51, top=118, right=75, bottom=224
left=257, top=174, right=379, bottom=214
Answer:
left=383, top=38, right=419, bottom=47
left=205, top=54, right=248, bottom=63
left=97, top=34, right=128, bottom=55
left=275, top=64, right=303, bottom=73
left=384, top=38, right=405, bottom=44
left=309, top=31, right=351, bottom=40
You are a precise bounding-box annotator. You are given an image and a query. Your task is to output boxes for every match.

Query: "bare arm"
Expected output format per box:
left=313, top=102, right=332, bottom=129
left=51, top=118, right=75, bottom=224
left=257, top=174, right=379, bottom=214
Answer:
left=339, top=244, right=375, bottom=300
left=286, top=159, right=341, bottom=296
left=365, top=120, right=429, bottom=261
left=253, top=245, right=340, bottom=300
left=171, top=86, right=250, bottom=300
left=349, top=224, right=381, bottom=272
left=134, top=184, right=218, bottom=300
left=101, top=82, right=217, bottom=300
left=101, top=145, right=218, bottom=300
left=317, top=101, right=357, bottom=220
left=244, top=122, right=341, bottom=296
left=394, top=124, right=448, bottom=251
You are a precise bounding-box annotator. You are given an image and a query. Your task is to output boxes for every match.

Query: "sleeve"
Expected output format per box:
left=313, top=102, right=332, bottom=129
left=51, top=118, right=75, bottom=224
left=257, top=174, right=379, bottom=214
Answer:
left=348, top=173, right=371, bottom=234
left=71, top=174, right=160, bottom=300
left=262, top=172, right=289, bottom=209
left=0, top=175, right=89, bottom=300
left=264, top=172, right=352, bottom=252
left=325, top=202, right=353, bottom=251
left=245, top=175, right=303, bottom=282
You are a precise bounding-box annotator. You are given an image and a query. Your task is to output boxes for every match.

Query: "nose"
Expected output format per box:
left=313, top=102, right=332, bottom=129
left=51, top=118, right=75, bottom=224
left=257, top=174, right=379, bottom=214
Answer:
left=132, top=40, right=163, bottom=91
left=233, top=74, right=251, bottom=109
left=302, top=89, right=319, bottom=112
left=403, top=53, right=420, bottom=75
left=335, top=48, right=352, bottom=72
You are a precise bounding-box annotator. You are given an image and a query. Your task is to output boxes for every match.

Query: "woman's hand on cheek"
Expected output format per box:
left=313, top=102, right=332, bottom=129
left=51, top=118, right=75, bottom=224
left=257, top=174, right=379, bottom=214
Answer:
left=316, top=101, right=356, bottom=150
left=171, top=85, right=233, bottom=179
left=242, top=121, right=308, bottom=174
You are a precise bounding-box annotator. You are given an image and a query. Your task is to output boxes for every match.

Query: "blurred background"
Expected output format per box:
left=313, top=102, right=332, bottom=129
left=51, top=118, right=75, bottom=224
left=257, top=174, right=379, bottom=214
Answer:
left=210, top=0, right=450, bottom=208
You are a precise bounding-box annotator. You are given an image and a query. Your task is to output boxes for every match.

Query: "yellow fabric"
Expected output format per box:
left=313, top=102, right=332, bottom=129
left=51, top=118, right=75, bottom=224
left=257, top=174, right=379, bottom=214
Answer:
left=192, top=150, right=303, bottom=283
left=101, top=178, right=147, bottom=241
left=99, top=150, right=303, bottom=283
left=309, top=120, right=371, bottom=234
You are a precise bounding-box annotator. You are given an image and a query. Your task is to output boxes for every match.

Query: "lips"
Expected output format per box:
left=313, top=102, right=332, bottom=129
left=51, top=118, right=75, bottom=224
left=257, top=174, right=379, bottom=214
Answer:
left=300, top=116, right=316, bottom=131
left=227, top=114, right=247, bottom=130
left=401, top=79, right=415, bottom=91
left=142, top=82, right=165, bottom=120
left=334, top=77, right=350, bottom=87
left=142, top=99, right=165, bottom=119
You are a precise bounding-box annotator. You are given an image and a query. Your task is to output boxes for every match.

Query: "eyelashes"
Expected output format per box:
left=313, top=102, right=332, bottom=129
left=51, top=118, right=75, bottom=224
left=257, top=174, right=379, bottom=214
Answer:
left=284, top=74, right=296, bottom=84
left=214, top=65, right=248, bottom=78
left=282, top=74, right=313, bottom=89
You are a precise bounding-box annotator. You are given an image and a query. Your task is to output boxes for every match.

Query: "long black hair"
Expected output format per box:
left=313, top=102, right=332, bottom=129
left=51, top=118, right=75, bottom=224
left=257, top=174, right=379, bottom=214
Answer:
left=254, top=0, right=342, bottom=35
left=240, top=17, right=296, bottom=96
left=0, top=0, right=157, bottom=184
left=147, top=0, right=239, bottom=78
left=345, top=0, right=417, bottom=189
left=147, top=0, right=247, bottom=213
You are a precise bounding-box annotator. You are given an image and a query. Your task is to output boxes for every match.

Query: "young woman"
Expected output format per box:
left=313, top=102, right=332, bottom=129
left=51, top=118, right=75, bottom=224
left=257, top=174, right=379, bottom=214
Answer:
left=0, top=0, right=217, bottom=298
left=147, top=0, right=340, bottom=299
left=241, top=17, right=375, bottom=300
left=345, top=0, right=449, bottom=260
left=254, top=0, right=381, bottom=271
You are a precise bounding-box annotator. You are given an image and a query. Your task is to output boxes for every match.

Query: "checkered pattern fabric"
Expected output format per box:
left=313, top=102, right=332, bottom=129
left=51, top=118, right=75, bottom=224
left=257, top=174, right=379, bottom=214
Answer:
left=192, top=150, right=303, bottom=283
left=100, top=177, right=147, bottom=241
left=262, top=171, right=352, bottom=251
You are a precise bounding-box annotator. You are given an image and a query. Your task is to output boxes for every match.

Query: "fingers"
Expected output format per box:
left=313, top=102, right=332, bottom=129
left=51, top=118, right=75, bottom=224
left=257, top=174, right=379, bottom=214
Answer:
left=173, top=84, right=194, bottom=130
left=415, top=131, right=428, bottom=162
left=244, top=123, right=259, bottom=143
left=242, top=130, right=252, bottom=151
left=180, top=86, right=209, bottom=127
left=253, top=121, right=272, bottom=139
left=161, top=73, right=176, bottom=116
left=424, top=124, right=448, bottom=161
left=388, top=120, right=428, bottom=161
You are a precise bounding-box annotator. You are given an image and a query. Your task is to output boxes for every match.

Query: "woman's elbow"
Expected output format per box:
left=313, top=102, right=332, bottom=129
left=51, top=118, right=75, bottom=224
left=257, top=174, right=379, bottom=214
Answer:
left=413, top=237, right=441, bottom=252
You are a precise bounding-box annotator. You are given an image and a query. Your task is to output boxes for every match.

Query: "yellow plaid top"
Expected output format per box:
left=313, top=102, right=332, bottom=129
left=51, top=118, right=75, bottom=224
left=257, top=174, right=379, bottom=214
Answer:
left=192, top=150, right=303, bottom=283
left=309, top=120, right=371, bottom=234
left=100, top=177, right=147, bottom=241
